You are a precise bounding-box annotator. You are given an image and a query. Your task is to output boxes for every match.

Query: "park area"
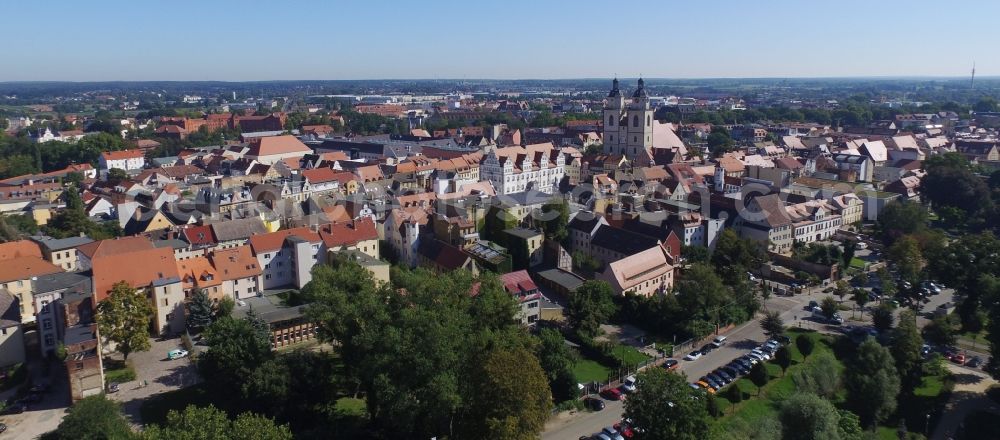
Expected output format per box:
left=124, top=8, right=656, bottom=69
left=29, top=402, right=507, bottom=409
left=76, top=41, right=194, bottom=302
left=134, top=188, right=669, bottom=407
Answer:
left=710, top=329, right=953, bottom=440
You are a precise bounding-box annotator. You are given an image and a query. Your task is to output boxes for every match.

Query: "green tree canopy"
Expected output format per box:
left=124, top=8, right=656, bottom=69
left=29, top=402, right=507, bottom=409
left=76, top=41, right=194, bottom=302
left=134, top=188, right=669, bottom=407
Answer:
left=845, top=338, right=901, bottom=426
left=186, top=288, right=213, bottom=332
left=624, top=368, right=710, bottom=440
left=96, top=281, right=153, bottom=360
left=566, top=280, right=617, bottom=338
left=459, top=346, right=553, bottom=440
left=143, top=405, right=292, bottom=440
left=891, top=310, right=925, bottom=393
left=778, top=393, right=841, bottom=440
left=43, top=395, right=134, bottom=440
left=198, top=314, right=274, bottom=394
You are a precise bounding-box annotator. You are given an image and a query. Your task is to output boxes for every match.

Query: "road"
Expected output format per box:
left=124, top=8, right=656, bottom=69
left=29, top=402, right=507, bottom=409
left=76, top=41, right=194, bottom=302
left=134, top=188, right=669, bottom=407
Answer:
left=542, top=284, right=842, bottom=440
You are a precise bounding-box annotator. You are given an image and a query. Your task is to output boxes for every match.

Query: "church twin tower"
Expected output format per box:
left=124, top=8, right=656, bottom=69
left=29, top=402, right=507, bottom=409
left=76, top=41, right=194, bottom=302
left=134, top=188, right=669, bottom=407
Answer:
left=602, top=78, right=654, bottom=160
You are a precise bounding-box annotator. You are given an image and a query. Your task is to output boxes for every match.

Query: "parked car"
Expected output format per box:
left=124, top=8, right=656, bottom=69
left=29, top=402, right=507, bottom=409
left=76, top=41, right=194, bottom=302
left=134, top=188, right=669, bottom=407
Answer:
left=695, top=380, right=716, bottom=393
left=620, top=375, right=637, bottom=393
left=602, top=388, right=624, bottom=401
left=775, top=335, right=791, bottom=345
left=951, top=353, right=967, bottom=365
left=806, top=301, right=819, bottom=311
left=714, top=370, right=733, bottom=384
left=584, top=397, right=605, bottom=411
left=662, top=359, right=679, bottom=370
left=700, top=344, right=716, bottom=354
left=857, top=242, right=868, bottom=250
left=107, top=382, right=120, bottom=393
left=968, top=357, right=983, bottom=368
left=167, top=349, right=189, bottom=360
left=684, top=351, right=703, bottom=361
left=602, top=427, right=625, bottom=440
left=0, top=422, right=6, bottom=433
left=613, top=422, right=635, bottom=439
left=701, top=376, right=722, bottom=390
left=711, top=336, right=727, bottom=348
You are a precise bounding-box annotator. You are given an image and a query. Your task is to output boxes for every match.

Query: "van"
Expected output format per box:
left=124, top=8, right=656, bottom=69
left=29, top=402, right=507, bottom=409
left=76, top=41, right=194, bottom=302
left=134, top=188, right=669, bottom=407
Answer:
left=711, top=336, right=727, bottom=348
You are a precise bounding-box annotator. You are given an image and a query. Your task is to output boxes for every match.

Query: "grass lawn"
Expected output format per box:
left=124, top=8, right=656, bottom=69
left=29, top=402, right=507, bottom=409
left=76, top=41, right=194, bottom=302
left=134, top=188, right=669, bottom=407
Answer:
left=334, top=397, right=366, bottom=416
left=103, top=359, right=136, bottom=385
left=850, top=257, right=867, bottom=269
left=573, top=358, right=611, bottom=383
left=610, top=345, right=651, bottom=367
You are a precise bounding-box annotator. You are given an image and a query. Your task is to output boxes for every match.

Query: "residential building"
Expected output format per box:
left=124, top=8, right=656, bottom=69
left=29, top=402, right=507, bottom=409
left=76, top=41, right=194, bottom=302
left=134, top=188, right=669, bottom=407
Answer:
left=503, top=227, right=544, bottom=269
left=32, top=271, right=91, bottom=357
left=480, top=143, right=565, bottom=195
left=596, top=245, right=675, bottom=296
left=30, top=235, right=94, bottom=271
left=0, top=255, right=63, bottom=324
left=245, top=135, right=312, bottom=165
left=0, top=293, right=24, bottom=367
left=499, top=270, right=542, bottom=325
left=232, top=292, right=315, bottom=349
left=249, top=227, right=322, bottom=290
left=59, top=290, right=103, bottom=402
left=99, top=150, right=146, bottom=176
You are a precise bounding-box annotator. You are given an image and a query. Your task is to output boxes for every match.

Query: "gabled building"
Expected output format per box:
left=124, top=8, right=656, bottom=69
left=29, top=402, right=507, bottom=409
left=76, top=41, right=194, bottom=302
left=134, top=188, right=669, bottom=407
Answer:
left=499, top=270, right=542, bottom=325
left=596, top=245, right=674, bottom=296
left=207, top=246, right=262, bottom=300
left=480, top=143, right=565, bottom=195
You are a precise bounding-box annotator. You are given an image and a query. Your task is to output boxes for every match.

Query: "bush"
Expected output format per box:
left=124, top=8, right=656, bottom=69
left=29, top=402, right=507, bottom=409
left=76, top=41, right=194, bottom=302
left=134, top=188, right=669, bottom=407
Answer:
left=0, top=363, right=27, bottom=391
left=556, top=399, right=584, bottom=412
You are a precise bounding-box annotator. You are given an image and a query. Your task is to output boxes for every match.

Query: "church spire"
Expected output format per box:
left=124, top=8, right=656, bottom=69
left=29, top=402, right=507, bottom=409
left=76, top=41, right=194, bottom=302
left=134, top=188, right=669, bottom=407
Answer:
left=631, top=77, right=647, bottom=99
left=608, top=77, right=621, bottom=98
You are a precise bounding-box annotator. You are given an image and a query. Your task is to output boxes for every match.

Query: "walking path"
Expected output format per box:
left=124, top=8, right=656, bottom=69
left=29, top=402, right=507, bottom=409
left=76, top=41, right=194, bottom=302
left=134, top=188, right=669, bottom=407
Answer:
left=932, top=364, right=999, bottom=440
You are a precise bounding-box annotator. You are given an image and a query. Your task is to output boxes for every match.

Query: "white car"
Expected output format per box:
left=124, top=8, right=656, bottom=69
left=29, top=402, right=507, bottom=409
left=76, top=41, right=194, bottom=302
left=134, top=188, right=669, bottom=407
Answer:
left=748, top=351, right=766, bottom=362
left=711, top=336, right=728, bottom=348
left=684, top=351, right=703, bottom=361
left=857, top=242, right=868, bottom=250
left=167, top=349, right=189, bottom=360
left=621, top=375, right=637, bottom=393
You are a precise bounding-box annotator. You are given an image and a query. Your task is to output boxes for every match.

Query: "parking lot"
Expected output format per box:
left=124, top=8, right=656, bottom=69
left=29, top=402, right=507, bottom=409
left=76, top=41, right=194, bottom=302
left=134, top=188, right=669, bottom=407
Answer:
left=106, top=336, right=201, bottom=425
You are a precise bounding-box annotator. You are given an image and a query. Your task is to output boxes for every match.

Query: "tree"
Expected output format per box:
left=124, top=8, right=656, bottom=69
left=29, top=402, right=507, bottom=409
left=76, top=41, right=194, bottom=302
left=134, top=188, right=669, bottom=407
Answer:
left=623, top=368, right=709, bottom=440
left=749, top=361, right=769, bottom=396
left=876, top=201, right=927, bottom=243
left=707, top=126, right=734, bottom=156
left=891, top=310, right=925, bottom=394
left=987, top=300, right=1000, bottom=379
left=143, top=405, right=292, bottom=440
left=846, top=339, right=901, bottom=427
left=566, top=280, right=617, bottom=338
left=459, top=347, right=552, bottom=440
left=820, top=295, right=839, bottom=319
left=198, top=315, right=274, bottom=394
left=215, top=296, right=235, bottom=320
left=535, top=328, right=578, bottom=402
left=835, top=280, right=850, bottom=303
left=779, top=393, right=841, bottom=440
left=889, top=236, right=924, bottom=285
left=43, top=395, right=134, bottom=440
left=186, top=288, right=213, bottom=332
left=96, top=281, right=153, bottom=360
left=107, top=167, right=128, bottom=183
left=851, top=289, right=870, bottom=318
left=790, top=352, right=842, bottom=399
left=726, top=385, right=743, bottom=414
left=837, top=409, right=866, bottom=440
left=872, top=304, right=895, bottom=334
left=774, top=345, right=792, bottom=376
left=796, top=334, right=815, bottom=359
left=759, top=310, right=785, bottom=339
left=540, top=197, right=569, bottom=243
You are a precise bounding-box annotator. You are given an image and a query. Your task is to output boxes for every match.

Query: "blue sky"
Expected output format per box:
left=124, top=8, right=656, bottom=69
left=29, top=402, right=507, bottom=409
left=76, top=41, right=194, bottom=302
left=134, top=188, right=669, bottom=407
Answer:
left=3, top=0, right=998, bottom=81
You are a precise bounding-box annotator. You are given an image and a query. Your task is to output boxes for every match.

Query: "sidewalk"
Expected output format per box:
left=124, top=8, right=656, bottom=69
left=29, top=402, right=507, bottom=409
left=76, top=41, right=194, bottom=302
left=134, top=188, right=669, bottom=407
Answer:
left=932, top=364, right=999, bottom=440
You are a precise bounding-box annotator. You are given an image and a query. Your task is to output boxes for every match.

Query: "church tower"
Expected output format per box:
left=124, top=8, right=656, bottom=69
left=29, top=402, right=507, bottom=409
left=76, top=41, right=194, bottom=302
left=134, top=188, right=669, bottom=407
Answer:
left=603, top=78, right=654, bottom=161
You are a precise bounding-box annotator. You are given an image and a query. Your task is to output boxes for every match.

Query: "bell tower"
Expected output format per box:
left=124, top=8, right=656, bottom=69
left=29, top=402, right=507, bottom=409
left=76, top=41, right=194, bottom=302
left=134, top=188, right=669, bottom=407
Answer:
left=603, top=78, right=626, bottom=156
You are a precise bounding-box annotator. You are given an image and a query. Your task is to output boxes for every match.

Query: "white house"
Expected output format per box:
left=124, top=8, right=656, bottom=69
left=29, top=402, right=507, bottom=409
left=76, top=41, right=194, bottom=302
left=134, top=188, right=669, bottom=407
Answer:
left=99, top=150, right=146, bottom=176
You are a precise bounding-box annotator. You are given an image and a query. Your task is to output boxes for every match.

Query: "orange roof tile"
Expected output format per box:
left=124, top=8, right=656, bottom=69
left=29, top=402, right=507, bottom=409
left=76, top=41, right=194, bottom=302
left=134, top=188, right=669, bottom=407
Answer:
left=0, top=240, right=43, bottom=261
left=176, top=256, right=222, bottom=290
left=208, top=246, right=262, bottom=281
left=91, top=246, right=179, bottom=302
left=0, top=256, right=62, bottom=283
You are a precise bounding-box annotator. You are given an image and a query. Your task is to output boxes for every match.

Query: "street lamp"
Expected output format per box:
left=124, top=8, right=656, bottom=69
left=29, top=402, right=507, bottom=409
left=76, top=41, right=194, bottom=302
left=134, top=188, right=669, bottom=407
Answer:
left=925, top=413, right=930, bottom=436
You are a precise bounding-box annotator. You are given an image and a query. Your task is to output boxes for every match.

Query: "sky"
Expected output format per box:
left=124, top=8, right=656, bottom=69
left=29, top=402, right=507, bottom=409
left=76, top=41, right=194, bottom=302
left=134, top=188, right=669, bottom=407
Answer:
left=3, top=0, right=999, bottom=82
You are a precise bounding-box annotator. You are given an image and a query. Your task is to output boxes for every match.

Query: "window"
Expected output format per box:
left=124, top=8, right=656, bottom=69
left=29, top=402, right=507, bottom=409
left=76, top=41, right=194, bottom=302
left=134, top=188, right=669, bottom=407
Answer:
left=163, top=298, right=168, bottom=306
left=265, top=274, right=271, bottom=280
left=75, top=362, right=84, bottom=371
left=44, top=334, right=54, bottom=346
left=632, top=115, right=639, bottom=127
left=16, top=280, right=22, bottom=287
left=608, top=115, right=614, bottom=126
left=43, top=319, right=52, bottom=330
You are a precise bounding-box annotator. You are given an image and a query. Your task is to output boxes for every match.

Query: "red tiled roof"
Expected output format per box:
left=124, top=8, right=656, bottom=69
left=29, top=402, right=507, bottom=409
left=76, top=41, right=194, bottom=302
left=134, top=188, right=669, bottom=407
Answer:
left=500, top=270, right=538, bottom=294
left=0, top=240, right=43, bottom=261
left=248, top=226, right=322, bottom=254
left=101, top=149, right=144, bottom=161
left=0, top=256, right=62, bottom=283
left=318, top=218, right=378, bottom=248
left=208, top=246, right=262, bottom=281
left=181, top=225, right=216, bottom=247
left=91, top=246, right=179, bottom=302
left=301, top=167, right=340, bottom=184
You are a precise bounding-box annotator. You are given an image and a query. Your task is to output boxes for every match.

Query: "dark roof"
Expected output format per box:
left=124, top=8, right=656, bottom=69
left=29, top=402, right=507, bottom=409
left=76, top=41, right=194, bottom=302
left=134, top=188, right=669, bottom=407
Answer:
left=30, top=235, right=94, bottom=252
left=590, top=224, right=661, bottom=255
left=417, top=239, right=470, bottom=270
left=32, top=271, right=91, bottom=295
left=211, top=217, right=267, bottom=242
left=0, top=291, right=20, bottom=329
left=568, top=211, right=602, bottom=233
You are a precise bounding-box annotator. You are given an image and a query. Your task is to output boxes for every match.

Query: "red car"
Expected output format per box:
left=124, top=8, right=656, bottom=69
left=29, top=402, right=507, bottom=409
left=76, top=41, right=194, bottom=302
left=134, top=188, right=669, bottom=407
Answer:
left=614, top=422, right=635, bottom=438
left=951, top=353, right=967, bottom=365
left=601, top=388, right=624, bottom=401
